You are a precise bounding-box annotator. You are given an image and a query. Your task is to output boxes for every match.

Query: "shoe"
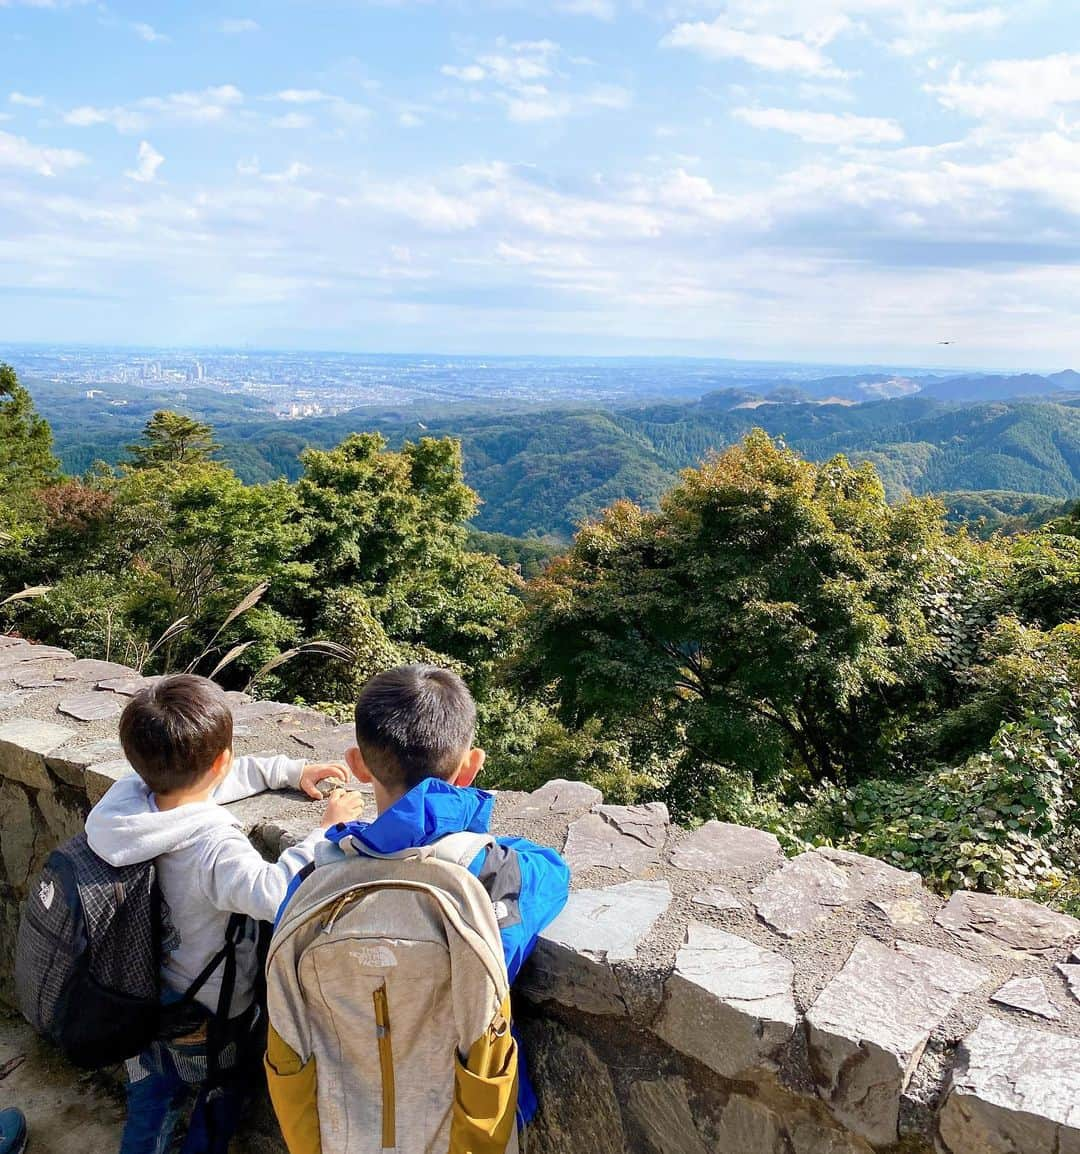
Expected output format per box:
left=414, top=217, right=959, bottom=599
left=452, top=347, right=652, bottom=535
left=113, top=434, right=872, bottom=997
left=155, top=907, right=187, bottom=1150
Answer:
left=0, top=1108, right=27, bottom=1154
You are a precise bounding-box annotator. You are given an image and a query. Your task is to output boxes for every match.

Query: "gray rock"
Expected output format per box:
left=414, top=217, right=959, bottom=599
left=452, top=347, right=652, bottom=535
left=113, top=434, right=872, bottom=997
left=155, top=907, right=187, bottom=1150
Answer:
left=55, top=659, right=137, bottom=682
left=670, top=820, right=782, bottom=873
left=46, top=739, right=125, bottom=789
left=991, top=976, right=1060, bottom=1020
left=502, top=779, right=602, bottom=820
left=563, top=803, right=670, bottom=873
left=787, top=1119, right=875, bottom=1154
left=12, top=662, right=74, bottom=688
left=691, top=884, right=743, bottom=912
left=626, top=1077, right=710, bottom=1154
left=542, top=879, right=672, bottom=963
left=752, top=846, right=920, bottom=937
left=938, top=1015, right=1080, bottom=1153
left=713, top=1096, right=785, bottom=1154
left=0, top=644, right=73, bottom=670
left=654, top=921, right=796, bottom=1078
left=523, top=880, right=672, bottom=1016
left=870, top=894, right=930, bottom=929
left=1057, top=963, right=1080, bottom=1005
left=57, top=692, right=124, bottom=723
left=232, top=701, right=333, bottom=734
left=96, top=676, right=156, bottom=696
left=935, top=890, right=1080, bottom=957
left=36, top=789, right=86, bottom=843
left=0, top=691, right=31, bottom=711
left=806, top=936, right=989, bottom=1146
left=522, top=1022, right=626, bottom=1154
left=0, top=780, right=35, bottom=888
left=85, top=758, right=135, bottom=804
left=594, top=801, right=670, bottom=847
left=0, top=718, right=79, bottom=790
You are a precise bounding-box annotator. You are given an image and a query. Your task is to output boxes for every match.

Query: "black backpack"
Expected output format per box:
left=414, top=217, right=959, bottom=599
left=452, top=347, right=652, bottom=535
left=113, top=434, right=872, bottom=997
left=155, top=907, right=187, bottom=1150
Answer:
left=14, top=833, right=249, bottom=1070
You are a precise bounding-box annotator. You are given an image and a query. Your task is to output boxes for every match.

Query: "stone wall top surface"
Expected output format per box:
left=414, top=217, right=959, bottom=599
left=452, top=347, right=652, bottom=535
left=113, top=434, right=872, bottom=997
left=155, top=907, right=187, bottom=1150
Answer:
left=1, top=639, right=1079, bottom=1154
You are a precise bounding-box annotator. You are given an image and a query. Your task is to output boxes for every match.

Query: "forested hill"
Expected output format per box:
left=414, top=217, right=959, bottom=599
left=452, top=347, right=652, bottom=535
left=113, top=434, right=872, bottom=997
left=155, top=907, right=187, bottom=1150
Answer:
left=34, top=380, right=1080, bottom=538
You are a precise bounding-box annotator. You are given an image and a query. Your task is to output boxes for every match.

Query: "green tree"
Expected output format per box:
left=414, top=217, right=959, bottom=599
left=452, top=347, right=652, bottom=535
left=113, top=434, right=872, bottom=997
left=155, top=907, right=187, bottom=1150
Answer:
left=127, top=410, right=222, bottom=468
left=0, top=363, right=59, bottom=515
left=516, top=431, right=951, bottom=796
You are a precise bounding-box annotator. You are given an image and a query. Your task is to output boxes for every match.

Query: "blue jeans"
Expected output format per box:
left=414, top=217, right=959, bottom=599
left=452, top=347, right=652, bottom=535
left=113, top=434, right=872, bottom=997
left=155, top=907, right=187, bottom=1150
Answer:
left=118, top=1039, right=245, bottom=1154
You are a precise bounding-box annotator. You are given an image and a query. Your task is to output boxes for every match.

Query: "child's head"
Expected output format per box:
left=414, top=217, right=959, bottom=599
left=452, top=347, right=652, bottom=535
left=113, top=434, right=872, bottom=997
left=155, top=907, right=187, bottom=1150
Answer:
left=347, top=664, right=483, bottom=800
left=119, top=674, right=234, bottom=796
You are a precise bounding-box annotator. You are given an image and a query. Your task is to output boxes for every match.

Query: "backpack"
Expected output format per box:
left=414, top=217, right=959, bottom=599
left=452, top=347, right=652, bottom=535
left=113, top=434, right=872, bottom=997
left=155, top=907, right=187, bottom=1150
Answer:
left=264, top=831, right=520, bottom=1154
left=14, top=832, right=251, bottom=1071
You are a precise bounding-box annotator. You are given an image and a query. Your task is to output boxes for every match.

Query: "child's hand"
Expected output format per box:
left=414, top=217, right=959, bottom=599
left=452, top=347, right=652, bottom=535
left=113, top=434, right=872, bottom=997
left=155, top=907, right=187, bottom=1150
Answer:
left=322, top=788, right=367, bottom=828
left=299, top=761, right=350, bottom=799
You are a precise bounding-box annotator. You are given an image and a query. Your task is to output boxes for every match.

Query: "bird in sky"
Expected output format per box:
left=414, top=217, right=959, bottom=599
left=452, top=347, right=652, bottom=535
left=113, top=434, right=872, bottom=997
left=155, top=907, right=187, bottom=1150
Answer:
left=939, top=340, right=954, bottom=345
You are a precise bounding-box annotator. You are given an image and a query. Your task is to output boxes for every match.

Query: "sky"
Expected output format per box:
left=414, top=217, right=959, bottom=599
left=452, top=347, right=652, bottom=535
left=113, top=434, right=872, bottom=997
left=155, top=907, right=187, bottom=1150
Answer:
left=2, top=0, right=1080, bottom=366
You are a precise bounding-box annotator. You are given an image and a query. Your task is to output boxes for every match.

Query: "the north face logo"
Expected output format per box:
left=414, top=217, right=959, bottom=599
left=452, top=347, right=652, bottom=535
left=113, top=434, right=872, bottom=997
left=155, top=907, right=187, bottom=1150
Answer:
left=38, top=879, right=55, bottom=910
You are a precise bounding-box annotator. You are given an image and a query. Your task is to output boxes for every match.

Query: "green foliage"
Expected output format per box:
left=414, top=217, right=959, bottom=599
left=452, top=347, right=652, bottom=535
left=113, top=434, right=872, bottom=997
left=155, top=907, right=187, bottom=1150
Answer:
left=517, top=431, right=950, bottom=789
left=839, top=704, right=1079, bottom=897
left=127, top=410, right=222, bottom=468
left=0, top=364, right=59, bottom=529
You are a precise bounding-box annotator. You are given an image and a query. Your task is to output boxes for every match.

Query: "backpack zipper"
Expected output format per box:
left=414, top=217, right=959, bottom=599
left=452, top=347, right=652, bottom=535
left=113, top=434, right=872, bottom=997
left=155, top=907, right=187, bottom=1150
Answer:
left=373, top=983, right=395, bottom=1151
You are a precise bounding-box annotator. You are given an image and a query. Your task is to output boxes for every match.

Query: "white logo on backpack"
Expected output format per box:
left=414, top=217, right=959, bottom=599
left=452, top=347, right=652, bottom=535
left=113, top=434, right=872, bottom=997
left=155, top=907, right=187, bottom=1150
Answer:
left=38, top=879, right=55, bottom=910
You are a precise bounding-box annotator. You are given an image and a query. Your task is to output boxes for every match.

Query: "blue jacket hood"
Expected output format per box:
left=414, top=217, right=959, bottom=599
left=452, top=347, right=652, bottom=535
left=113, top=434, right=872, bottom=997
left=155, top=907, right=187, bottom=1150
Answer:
left=325, top=778, right=495, bottom=855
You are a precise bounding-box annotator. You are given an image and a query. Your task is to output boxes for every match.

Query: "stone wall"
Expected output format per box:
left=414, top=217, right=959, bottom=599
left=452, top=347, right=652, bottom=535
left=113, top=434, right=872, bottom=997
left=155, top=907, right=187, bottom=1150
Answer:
left=0, top=636, right=1078, bottom=1153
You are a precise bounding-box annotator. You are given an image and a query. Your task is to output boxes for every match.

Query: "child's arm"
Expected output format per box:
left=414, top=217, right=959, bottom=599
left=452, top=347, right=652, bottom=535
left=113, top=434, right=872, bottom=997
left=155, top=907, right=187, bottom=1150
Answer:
left=211, top=754, right=348, bottom=804
left=202, top=789, right=367, bottom=921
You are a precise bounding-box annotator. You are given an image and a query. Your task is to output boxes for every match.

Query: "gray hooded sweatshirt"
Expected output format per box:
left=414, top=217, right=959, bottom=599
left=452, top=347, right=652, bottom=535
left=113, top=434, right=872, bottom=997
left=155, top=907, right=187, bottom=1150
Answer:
left=85, top=755, right=324, bottom=1019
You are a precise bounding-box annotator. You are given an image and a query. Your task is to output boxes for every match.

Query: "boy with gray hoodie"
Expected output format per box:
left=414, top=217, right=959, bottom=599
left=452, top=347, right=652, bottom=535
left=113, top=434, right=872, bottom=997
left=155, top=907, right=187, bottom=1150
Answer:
left=85, top=673, right=366, bottom=1154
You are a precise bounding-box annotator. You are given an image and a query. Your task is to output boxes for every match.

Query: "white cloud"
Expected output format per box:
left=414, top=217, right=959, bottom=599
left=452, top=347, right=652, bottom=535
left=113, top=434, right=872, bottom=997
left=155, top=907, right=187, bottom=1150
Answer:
left=0, top=129, right=87, bottom=175
left=64, top=85, right=244, bottom=133
left=662, top=20, right=844, bottom=77
left=442, top=65, right=487, bottom=83
left=399, top=110, right=424, bottom=127
left=132, top=21, right=168, bottom=43
left=125, top=140, right=164, bottom=183
left=270, top=112, right=314, bottom=129
left=274, top=89, right=334, bottom=104
left=221, top=17, right=259, bottom=34
left=9, top=92, right=45, bottom=108
left=554, top=0, right=615, bottom=17
left=929, top=53, right=1080, bottom=121
left=734, top=106, right=905, bottom=145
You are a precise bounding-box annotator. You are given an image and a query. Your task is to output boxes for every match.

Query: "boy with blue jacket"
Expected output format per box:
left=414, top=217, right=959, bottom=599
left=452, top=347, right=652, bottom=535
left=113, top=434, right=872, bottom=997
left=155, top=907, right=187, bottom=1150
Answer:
left=275, top=663, right=570, bottom=1129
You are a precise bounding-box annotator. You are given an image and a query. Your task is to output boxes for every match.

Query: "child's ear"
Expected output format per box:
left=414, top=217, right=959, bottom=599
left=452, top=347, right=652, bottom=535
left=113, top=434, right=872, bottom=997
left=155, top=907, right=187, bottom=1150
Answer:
left=211, top=747, right=232, bottom=781
left=453, top=748, right=486, bottom=788
left=346, top=746, right=373, bottom=784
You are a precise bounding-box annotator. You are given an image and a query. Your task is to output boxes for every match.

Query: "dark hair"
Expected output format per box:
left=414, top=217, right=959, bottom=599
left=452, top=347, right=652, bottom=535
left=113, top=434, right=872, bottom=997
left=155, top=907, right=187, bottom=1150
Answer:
left=354, top=664, right=476, bottom=791
left=119, top=674, right=234, bottom=795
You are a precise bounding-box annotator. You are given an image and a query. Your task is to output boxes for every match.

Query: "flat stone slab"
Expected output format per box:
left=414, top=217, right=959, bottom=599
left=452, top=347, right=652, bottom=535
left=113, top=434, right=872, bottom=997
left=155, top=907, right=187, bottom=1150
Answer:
left=654, top=921, right=797, bottom=1079
left=57, top=692, right=124, bottom=722
left=0, top=645, right=73, bottom=671
left=97, top=676, right=158, bottom=696
left=935, top=891, right=1080, bottom=957
left=991, top=976, right=1060, bottom=1020
left=55, top=659, right=138, bottom=682
left=691, top=884, right=743, bottom=912
left=542, top=879, right=672, bottom=963
left=524, top=880, right=672, bottom=1016
left=806, top=937, right=989, bottom=1146
left=502, top=779, right=602, bottom=820
left=0, top=718, right=80, bottom=789
left=938, top=1016, right=1080, bottom=1153
left=562, top=803, right=670, bottom=874
left=12, top=661, right=76, bottom=688
left=46, top=739, right=126, bottom=788
left=752, top=847, right=921, bottom=937
left=232, top=701, right=334, bottom=733
left=670, top=820, right=782, bottom=872
left=1057, top=963, right=1080, bottom=1005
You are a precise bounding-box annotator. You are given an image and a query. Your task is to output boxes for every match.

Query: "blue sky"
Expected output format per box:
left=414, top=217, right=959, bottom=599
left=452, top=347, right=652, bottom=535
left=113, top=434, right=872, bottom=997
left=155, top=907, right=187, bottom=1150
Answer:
left=2, top=0, right=1079, bottom=366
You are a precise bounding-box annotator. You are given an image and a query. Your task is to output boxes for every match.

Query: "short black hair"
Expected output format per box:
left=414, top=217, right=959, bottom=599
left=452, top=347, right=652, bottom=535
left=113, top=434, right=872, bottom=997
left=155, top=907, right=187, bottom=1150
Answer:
left=119, top=674, right=234, bottom=795
left=354, top=664, right=476, bottom=791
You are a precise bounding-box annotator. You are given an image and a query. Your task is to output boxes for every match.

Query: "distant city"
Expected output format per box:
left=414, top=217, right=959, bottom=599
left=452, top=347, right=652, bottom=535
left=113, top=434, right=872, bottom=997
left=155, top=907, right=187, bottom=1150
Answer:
left=1, top=344, right=958, bottom=421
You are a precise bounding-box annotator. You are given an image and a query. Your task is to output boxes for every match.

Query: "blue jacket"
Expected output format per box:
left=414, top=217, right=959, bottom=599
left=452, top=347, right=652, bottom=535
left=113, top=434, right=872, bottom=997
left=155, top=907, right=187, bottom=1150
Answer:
left=276, top=778, right=571, bottom=1124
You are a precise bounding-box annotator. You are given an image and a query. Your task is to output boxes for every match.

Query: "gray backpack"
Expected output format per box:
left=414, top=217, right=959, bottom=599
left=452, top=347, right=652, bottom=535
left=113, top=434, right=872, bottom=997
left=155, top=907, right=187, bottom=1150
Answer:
left=265, top=832, right=520, bottom=1154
